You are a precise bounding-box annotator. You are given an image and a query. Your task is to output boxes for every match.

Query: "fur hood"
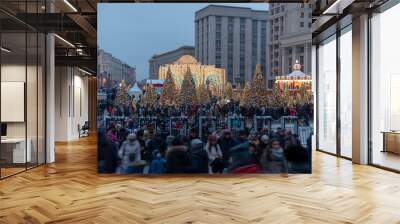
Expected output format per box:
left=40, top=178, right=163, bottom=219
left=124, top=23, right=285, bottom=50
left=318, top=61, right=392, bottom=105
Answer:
left=166, top=145, right=188, bottom=156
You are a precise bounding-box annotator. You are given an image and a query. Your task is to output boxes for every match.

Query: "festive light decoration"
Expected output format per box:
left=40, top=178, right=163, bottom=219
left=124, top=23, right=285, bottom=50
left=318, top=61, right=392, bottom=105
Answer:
left=240, top=82, right=252, bottom=107
left=160, top=67, right=177, bottom=107
left=177, top=66, right=197, bottom=106
left=291, top=84, right=313, bottom=107
left=233, top=82, right=242, bottom=102
left=275, top=60, right=312, bottom=91
left=197, top=81, right=210, bottom=104
left=159, top=55, right=226, bottom=96
left=270, top=85, right=283, bottom=107
left=115, top=80, right=130, bottom=107
left=141, top=84, right=157, bottom=108
left=250, top=64, right=267, bottom=107
left=224, top=82, right=233, bottom=100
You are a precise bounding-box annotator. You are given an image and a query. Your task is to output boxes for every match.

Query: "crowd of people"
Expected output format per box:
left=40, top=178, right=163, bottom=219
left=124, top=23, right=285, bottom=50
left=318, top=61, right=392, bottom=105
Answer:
left=97, top=87, right=313, bottom=175
left=98, top=124, right=312, bottom=174
left=99, top=94, right=313, bottom=123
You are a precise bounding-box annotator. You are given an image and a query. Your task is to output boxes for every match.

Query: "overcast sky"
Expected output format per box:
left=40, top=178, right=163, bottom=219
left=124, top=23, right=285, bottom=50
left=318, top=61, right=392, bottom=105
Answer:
left=98, top=3, right=268, bottom=81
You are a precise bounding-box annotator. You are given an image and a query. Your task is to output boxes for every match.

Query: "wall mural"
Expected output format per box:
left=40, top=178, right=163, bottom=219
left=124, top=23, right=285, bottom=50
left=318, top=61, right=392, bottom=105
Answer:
left=97, top=3, right=313, bottom=175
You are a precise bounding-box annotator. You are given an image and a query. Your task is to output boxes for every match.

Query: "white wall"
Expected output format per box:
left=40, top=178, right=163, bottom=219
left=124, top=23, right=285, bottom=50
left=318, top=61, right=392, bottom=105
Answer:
left=55, top=67, right=89, bottom=141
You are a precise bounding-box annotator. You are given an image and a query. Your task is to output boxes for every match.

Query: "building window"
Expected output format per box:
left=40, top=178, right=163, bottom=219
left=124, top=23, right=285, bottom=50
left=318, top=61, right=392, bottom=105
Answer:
left=317, top=35, right=337, bottom=154
left=216, top=16, right=221, bottom=23
left=370, top=4, right=400, bottom=170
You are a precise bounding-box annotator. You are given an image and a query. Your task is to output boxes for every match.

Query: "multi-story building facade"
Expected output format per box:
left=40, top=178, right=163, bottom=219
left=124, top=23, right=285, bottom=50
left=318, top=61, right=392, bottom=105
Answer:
left=195, top=5, right=268, bottom=86
left=148, top=46, right=195, bottom=79
left=268, top=3, right=312, bottom=87
left=98, top=49, right=136, bottom=88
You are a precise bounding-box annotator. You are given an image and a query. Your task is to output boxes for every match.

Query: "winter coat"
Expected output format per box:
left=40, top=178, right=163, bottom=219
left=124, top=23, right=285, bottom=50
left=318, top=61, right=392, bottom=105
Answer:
left=260, top=148, right=288, bottom=174
left=228, top=142, right=258, bottom=171
left=218, top=137, right=237, bottom=166
left=117, top=140, right=142, bottom=174
left=189, top=146, right=209, bottom=173
left=165, top=145, right=191, bottom=173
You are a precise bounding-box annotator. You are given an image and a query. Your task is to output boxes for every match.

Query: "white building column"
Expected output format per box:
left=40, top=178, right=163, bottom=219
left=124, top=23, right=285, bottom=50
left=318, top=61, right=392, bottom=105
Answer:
left=292, top=46, right=297, bottom=67
left=46, top=32, right=55, bottom=163
left=352, top=14, right=369, bottom=164
left=304, top=43, right=311, bottom=73
left=281, top=47, right=286, bottom=75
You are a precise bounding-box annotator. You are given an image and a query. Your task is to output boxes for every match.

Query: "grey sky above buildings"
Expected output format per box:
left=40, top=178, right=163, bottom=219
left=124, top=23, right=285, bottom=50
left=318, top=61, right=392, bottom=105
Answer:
left=98, top=3, right=268, bottom=81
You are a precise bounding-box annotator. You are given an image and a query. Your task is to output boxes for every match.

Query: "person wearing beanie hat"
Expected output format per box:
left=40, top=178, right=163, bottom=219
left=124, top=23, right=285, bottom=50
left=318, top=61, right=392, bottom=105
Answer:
left=188, top=139, right=209, bottom=173
left=117, top=133, right=142, bottom=174
left=190, top=139, right=203, bottom=149
left=260, top=135, right=270, bottom=144
left=165, top=137, right=191, bottom=173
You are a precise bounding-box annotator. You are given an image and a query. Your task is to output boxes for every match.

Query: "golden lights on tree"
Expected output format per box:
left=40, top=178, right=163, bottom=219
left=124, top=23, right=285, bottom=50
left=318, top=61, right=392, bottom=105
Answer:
left=177, top=66, right=197, bottom=105
left=224, top=82, right=233, bottom=100
left=250, top=64, right=267, bottom=107
left=141, top=84, right=157, bottom=108
left=240, top=82, right=252, bottom=107
left=233, top=82, right=242, bottom=102
left=197, top=81, right=210, bottom=104
left=115, top=80, right=130, bottom=107
left=160, top=67, right=177, bottom=107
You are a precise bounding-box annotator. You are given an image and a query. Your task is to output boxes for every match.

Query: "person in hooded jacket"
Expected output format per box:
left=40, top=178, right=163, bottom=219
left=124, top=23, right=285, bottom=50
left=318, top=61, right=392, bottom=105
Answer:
left=117, top=133, right=143, bottom=174
left=98, top=130, right=119, bottom=173
left=217, top=129, right=237, bottom=168
left=165, top=138, right=191, bottom=173
left=188, top=139, right=209, bottom=173
left=260, top=139, right=288, bottom=174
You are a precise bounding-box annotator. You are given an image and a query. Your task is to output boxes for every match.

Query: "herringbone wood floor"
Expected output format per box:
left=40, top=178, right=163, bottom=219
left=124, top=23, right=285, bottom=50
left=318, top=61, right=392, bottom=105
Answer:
left=1, top=136, right=400, bottom=224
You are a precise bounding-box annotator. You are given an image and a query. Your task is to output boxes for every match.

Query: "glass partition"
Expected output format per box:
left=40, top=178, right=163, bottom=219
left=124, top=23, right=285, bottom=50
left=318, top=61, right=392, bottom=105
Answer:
left=27, top=31, right=38, bottom=169
left=0, top=2, right=46, bottom=179
left=1, top=31, right=28, bottom=177
left=38, top=32, right=46, bottom=165
left=339, top=26, right=352, bottom=158
left=370, top=3, right=400, bottom=171
left=317, top=35, right=337, bottom=154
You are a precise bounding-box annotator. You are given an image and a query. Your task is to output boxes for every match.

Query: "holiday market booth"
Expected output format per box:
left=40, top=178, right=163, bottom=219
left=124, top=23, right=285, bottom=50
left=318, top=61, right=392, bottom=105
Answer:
left=128, top=82, right=143, bottom=101
left=275, top=61, right=312, bottom=91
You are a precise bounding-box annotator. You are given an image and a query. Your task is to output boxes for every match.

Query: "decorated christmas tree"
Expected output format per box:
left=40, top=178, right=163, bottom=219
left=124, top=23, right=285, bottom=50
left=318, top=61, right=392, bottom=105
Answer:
left=271, top=84, right=283, bottom=107
left=160, top=67, right=177, bottom=107
left=197, top=81, right=210, bottom=104
left=224, top=82, right=233, bottom=101
left=297, top=85, right=312, bottom=106
left=141, top=84, right=157, bottom=108
left=250, top=64, right=267, bottom=107
left=177, top=66, right=197, bottom=105
left=281, top=85, right=293, bottom=108
left=115, top=80, right=130, bottom=107
left=233, top=82, right=242, bottom=102
left=240, top=82, right=252, bottom=107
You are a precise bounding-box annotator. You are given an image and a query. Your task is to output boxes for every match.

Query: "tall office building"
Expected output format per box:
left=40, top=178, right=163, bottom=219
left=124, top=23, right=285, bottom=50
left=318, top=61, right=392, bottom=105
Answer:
left=268, top=3, right=312, bottom=87
left=195, top=5, right=268, bottom=86
left=148, top=46, right=195, bottom=79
